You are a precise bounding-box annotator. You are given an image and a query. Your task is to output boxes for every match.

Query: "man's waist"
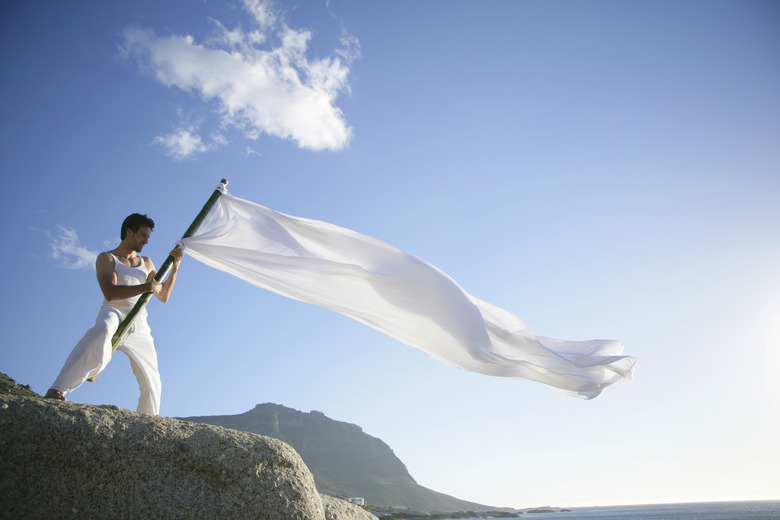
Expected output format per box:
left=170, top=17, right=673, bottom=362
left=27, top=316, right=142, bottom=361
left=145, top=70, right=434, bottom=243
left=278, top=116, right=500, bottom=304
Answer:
left=102, top=298, right=148, bottom=315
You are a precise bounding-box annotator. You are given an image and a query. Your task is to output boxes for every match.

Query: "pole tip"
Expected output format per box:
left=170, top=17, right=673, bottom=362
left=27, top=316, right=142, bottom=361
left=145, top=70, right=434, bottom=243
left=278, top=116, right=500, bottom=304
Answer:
left=220, top=178, right=229, bottom=185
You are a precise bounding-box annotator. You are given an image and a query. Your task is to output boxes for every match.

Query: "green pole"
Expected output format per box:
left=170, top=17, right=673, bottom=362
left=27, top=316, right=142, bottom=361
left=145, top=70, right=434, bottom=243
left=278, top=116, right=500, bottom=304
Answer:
left=108, top=179, right=228, bottom=354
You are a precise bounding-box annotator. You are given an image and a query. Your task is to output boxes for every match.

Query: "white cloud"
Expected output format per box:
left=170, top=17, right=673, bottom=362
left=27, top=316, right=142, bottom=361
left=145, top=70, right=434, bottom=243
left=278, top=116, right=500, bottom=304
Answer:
left=123, top=0, right=358, bottom=154
left=245, top=146, right=262, bottom=157
left=153, top=126, right=215, bottom=160
left=242, top=0, right=276, bottom=31
left=48, top=226, right=100, bottom=269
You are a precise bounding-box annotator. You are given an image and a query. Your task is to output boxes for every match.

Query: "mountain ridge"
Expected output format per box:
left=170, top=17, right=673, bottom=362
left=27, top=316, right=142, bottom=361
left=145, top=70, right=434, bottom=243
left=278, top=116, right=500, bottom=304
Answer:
left=182, top=402, right=500, bottom=512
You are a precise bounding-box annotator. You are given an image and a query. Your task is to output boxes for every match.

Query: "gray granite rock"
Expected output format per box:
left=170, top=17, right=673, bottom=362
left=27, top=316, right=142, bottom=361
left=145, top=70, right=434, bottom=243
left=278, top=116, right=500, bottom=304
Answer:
left=321, top=495, right=378, bottom=520
left=0, top=391, right=376, bottom=520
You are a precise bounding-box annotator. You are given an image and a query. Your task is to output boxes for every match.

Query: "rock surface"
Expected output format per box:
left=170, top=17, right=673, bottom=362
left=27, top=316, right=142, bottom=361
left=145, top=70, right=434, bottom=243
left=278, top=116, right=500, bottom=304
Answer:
left=0, top=373, right=375, bottom=520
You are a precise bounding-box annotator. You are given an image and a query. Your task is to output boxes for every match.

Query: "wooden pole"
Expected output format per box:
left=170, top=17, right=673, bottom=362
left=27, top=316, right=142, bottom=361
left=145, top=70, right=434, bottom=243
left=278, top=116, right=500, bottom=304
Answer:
left=107, top=179, right=228, bottom=355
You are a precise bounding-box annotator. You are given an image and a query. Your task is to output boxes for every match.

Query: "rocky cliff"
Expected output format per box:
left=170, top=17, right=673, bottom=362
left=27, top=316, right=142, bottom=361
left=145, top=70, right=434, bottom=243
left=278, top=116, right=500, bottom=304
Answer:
left=0, top=373, right=375, bottom=520
left=184, top=404, right=496, bottom=512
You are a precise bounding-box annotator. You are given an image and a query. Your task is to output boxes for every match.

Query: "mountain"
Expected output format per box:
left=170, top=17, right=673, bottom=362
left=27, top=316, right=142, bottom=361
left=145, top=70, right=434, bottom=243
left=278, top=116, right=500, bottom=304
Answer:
left=183, top=403, right=497, bottom=513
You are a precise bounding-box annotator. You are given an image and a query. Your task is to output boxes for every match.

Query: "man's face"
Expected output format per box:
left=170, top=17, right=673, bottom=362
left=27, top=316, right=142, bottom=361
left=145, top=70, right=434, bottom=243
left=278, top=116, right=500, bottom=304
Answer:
left=128, top=226, right=152, bottom=252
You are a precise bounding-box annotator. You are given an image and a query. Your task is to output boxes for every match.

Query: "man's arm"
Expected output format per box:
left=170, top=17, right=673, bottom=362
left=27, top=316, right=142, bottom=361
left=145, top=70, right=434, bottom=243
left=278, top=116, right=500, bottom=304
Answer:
left=143, top=247, right=182, bottom=303
left=96, top=252, right=161, bottom=302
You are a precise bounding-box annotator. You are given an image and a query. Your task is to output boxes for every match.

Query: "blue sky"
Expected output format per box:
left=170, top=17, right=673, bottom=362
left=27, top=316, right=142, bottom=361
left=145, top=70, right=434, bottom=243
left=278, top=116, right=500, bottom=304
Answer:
left=2, top=0, right=779, bottom=509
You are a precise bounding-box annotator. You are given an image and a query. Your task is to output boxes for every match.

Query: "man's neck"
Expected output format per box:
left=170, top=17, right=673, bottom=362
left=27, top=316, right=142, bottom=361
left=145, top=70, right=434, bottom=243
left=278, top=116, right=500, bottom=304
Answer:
left=112, top=243, right=138, bottom=261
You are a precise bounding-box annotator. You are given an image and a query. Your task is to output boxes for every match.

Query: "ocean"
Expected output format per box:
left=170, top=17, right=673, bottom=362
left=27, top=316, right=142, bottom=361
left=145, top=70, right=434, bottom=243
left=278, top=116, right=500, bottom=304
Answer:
left=443, top=501, right=780, bottom=520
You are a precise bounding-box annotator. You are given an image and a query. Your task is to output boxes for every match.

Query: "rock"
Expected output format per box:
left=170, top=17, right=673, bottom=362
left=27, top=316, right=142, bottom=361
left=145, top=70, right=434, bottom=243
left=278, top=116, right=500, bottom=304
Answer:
left=322, top=494, right=379, bottom=520
left=0, top=386, right=376, bottom=520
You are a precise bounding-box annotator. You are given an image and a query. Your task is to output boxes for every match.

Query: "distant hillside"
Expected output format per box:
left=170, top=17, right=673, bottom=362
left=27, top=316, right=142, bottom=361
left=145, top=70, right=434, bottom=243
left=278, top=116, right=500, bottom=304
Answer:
left=183, top=403, right=496, bottom=513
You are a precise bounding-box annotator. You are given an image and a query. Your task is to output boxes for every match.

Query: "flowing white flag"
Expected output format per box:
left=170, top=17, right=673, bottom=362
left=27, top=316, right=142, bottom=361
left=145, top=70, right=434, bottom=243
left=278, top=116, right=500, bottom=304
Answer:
left=180, top=186, right=635, bottom=398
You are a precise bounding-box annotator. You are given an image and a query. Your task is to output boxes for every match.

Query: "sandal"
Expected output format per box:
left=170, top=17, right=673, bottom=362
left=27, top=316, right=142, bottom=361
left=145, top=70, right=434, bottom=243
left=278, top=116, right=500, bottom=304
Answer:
left=44, top=389, right=67, bottom=401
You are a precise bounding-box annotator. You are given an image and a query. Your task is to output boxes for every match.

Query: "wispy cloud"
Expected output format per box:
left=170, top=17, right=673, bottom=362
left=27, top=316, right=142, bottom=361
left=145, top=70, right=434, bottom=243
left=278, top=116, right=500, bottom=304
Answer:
left=153, top=126, right=219, bottom=160
left=121, top=0, right=359, bottom=157
left=245, top=146, right=263, bottom=158
left=45, top=226, right=100, bottom=269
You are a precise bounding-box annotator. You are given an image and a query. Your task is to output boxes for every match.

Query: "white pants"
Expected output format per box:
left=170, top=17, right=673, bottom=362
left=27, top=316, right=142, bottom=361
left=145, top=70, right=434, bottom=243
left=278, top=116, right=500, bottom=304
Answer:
left=52, top=305, right=162, bottom=416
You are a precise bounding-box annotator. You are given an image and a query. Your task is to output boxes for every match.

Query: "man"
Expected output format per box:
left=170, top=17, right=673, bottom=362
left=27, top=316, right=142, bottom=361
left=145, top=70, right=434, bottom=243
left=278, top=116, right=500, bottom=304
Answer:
left=45, top=213, right=182, bottom=416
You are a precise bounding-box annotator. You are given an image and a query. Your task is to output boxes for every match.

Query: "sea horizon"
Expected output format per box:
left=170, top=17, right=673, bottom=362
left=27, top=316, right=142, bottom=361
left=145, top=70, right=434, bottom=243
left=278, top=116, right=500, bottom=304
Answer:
left=443, top=499, right=780, bottom=520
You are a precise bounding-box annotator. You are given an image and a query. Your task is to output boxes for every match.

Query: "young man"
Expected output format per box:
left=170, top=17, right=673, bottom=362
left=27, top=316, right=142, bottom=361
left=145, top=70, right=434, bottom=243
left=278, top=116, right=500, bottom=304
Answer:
left=45, top=213, right=182, bottom=416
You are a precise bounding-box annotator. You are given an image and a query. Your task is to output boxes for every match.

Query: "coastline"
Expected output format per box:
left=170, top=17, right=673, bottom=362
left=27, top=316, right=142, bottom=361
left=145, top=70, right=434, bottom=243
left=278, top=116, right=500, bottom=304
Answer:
left=395, top=500, right=780, bottom=520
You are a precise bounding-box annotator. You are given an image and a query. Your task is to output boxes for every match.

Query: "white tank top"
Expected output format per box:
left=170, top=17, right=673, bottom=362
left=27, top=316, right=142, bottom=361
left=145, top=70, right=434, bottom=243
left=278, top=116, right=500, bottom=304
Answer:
left=104, top=253, right=150, bottom=313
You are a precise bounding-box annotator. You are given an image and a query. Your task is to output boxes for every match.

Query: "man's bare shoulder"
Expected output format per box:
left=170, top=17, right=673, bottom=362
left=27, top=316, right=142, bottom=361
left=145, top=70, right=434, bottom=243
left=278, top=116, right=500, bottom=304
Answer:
left=95, top=251, right=116, bottom=278
left=96, top=251, right=115, bottom=265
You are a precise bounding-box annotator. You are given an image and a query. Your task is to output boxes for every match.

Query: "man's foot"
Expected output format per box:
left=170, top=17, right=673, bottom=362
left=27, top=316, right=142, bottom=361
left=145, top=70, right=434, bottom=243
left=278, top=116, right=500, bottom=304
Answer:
left=44, top=389, right=67, bottom=401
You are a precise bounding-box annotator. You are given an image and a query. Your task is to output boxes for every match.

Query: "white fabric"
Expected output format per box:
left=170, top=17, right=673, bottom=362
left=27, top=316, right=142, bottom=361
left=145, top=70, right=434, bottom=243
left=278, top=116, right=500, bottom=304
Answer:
left=180, top=188, right=635, bottom=399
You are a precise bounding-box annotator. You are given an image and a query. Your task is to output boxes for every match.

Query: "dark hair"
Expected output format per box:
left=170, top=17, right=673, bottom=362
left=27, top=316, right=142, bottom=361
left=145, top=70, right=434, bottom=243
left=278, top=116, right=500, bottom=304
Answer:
left=121, top=213, right=155, bottom=240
